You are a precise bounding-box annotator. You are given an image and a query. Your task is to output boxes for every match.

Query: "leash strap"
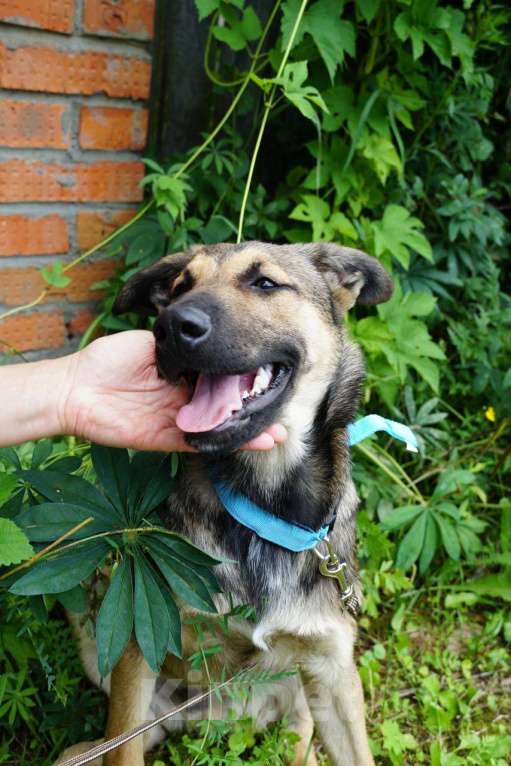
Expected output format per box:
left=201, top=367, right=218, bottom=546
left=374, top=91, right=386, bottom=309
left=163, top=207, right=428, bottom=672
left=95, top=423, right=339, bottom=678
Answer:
left=57, top=671, right=246, bottom=766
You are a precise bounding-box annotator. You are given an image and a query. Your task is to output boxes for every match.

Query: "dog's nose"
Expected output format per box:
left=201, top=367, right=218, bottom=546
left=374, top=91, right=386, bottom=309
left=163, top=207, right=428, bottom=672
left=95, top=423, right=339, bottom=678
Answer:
left=168, top=305, right=212, bottom=349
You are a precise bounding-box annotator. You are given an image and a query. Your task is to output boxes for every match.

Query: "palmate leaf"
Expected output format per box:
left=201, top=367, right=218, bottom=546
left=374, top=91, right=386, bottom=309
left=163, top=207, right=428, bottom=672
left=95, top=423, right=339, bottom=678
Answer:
left=91, top=445, right=130, bottom=515
left=0, top=518, right=34, bottom=566
left=145, top=537, right=217, bottom=613
left=371, top=204, right=433, bottom=268
left=19, top=470, right=122, bottom=524
left=281, top=0, right=355, bottom=81
left=381, top=504, right=425, bottom=532
left=127, top=452, right=175, bottom=521
left=133, top=551, right=171, bottom=672
left=96, top=556, right=134, bottom=677
left=9, top=541, right=109, bottom=596
left=15, top=503, right=107, bottom=542
left=419, top=514, right=438, bottom=574
left=31, top=440, right=53, bottom=469
left=395, top=511, right=427, bottom=571
left=434, top=513, right=460, bottom=561
left=152, top=532, right=222, bottom=568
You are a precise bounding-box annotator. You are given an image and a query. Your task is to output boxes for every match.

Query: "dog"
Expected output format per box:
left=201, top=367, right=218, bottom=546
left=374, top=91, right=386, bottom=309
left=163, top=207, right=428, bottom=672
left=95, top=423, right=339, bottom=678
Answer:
left=56, top=241, right=392, bottom=766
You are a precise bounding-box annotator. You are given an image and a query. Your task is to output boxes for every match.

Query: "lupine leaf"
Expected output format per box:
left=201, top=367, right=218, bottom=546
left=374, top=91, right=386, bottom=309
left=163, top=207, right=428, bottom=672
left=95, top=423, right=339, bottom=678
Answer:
left=133, top=552, right=170, bottom=672
left=10, top=542, right=109, bottom=595
left=96, top=557, right=134, bottom=677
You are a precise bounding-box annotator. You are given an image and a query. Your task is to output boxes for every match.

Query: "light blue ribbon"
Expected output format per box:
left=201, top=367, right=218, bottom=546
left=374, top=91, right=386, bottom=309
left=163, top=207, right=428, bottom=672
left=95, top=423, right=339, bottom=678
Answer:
left=214, top=414, right=417, bottom=552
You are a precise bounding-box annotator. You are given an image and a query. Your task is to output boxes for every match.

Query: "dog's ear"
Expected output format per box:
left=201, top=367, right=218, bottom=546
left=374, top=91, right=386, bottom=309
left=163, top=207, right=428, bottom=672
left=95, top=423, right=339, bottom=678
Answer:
left=112, top=252, right=193, bottom=315
left=307, top=243, right=393, bottom=309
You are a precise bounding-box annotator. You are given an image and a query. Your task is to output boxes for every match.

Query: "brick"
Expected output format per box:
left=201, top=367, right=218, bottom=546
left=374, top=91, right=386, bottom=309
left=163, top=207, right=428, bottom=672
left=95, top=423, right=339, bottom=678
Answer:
left=0, top=214, right=69, bottom=256
left=0, top=0, right=74, bottom=34
left=76, top=209, right=136, bottom=250
left=0, top=160, right=144, bottom=203
left=79, top=106, right=148, bottom=151
left=66, top=308, right=95, bottom=337
left=0, top=100, right=70, bottom=149
left=0, top=43, right=151, bottom=99
left=0, top=311, right=65, bottom=352
left=83, top=0, right=154, bottom=40
left=0, top=260, right=119, bottom=306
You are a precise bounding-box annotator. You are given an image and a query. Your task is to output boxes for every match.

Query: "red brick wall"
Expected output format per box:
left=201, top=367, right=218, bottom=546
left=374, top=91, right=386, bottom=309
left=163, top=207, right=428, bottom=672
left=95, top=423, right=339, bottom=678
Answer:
left=0, top=0, right=155, bottom=358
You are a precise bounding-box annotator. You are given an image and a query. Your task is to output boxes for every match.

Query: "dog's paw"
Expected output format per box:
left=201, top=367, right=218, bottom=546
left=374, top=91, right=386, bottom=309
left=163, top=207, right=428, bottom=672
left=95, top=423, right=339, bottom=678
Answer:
left=53, top=739, right=104, bottom=766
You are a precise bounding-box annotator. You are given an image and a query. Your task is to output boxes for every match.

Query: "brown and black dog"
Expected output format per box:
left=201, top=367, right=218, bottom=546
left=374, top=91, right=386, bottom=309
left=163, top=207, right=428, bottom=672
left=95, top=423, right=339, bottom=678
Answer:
left=56, top=241, right=392, bottom=766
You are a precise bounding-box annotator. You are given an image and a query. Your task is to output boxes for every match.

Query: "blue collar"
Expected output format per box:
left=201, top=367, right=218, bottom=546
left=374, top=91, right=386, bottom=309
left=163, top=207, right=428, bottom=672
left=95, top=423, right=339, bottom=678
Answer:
left=213, top=415, right=417, bottom=552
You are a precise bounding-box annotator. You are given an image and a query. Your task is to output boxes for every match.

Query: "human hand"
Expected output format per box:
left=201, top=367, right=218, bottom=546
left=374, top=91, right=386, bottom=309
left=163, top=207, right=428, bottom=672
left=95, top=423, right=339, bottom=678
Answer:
left=60, top=331, right=287, bottom=452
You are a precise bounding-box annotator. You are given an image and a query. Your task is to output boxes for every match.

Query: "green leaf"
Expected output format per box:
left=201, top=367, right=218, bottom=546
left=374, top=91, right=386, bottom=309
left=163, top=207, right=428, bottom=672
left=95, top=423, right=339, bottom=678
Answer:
left=361, top=134, right=402, bottom=184
left=212, top=6, right=261, bottom=51
left=0, top=448, right=21, bottom=470
left=31, top=441, right=53, bottom=469
left=358, top=0, right=381, bottom=24
left=396, top=511, right=427, bottom=570
left=0, top=474, right=19, bottom=507
left=145, top=537, right=217, bottom=613
left=0, top=518, right=34, bottom=566
left=133, top=552, right=170, bottom=672
left=445, top=591, right=479, bottom=609
left=152, top=533, right=223, bottom=568
left=10, top=541, right=109, bottom=595
left=91, top=445, right=130, bottom=515
left=372, top=204, right=432, bottom=268
left=20, top=470, right=121, bottom=524
left=419, top=514, right=438, bottom=573
left=15, top=503, right=105, bottom=541
left=57, top=585, right=88, bottom=613
left=381, top=504, right=425, bottom=531
left=282, top=0, right=355, bottom=81
left=127, top=452, right=175, bottom=521
left=40, top=261, right=71, bottom=288
left=96, top=557, right=134, bottom=677
left=434, top=513, right=460, bottom=561
left=195, top=0, right=219, bottom=21
left=463, top=572, right=511, bottom=602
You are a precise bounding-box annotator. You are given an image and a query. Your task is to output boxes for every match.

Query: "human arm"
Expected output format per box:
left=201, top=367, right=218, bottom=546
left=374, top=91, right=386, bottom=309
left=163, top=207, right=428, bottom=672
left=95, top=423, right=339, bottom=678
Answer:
left=0, top=331, right=286, bottom=451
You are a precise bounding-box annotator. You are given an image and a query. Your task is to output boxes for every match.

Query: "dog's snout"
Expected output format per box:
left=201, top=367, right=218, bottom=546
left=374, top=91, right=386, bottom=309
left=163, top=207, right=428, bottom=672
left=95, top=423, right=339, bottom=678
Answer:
left=170, top=305, right=212, bottom=349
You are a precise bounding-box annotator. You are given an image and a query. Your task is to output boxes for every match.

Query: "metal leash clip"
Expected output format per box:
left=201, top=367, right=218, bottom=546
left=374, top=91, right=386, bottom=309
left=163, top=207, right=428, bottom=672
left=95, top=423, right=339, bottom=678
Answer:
left=314, top=536, right=360, bottom=616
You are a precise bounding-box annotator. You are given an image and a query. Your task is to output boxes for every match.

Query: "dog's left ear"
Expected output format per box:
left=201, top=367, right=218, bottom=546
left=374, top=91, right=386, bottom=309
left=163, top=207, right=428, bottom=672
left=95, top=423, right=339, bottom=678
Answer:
left=308, top=243, right=393, bottom=309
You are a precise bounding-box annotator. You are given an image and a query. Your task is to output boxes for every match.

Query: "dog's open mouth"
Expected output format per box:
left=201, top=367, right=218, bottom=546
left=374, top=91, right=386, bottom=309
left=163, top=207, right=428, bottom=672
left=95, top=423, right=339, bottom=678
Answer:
left=176, top=363, right=292, bottom=434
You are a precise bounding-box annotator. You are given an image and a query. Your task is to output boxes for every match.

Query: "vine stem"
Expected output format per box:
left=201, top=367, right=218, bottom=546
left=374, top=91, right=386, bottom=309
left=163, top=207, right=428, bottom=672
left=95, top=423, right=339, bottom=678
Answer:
left=0, top=2, right=281, bottom=328
left=0, top=201, right=153, bottom=325
left=237, top=0, right=310, bottom=243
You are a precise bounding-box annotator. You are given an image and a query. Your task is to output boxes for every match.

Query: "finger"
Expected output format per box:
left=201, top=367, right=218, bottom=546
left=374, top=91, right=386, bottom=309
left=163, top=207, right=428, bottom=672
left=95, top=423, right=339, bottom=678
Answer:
left=242, top=432, right=276, bottom=451
left=265, top=423, right=287, bottom=443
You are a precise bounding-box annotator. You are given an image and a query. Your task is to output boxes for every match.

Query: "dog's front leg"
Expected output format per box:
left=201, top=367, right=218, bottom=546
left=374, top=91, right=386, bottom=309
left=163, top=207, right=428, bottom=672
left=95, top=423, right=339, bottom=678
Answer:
left=301, top=624, right=374, bottom=766
left=104, top=639, right=157, bottom=766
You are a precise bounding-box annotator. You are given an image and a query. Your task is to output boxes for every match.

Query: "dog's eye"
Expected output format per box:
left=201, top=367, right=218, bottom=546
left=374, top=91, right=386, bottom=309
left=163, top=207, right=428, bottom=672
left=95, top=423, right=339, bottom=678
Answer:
left=253, top=277, right=279, bottom=291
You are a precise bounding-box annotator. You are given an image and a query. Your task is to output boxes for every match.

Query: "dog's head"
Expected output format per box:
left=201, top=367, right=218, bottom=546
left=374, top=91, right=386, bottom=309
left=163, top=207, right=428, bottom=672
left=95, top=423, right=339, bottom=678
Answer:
left=113, top=242, right=392, bottom=454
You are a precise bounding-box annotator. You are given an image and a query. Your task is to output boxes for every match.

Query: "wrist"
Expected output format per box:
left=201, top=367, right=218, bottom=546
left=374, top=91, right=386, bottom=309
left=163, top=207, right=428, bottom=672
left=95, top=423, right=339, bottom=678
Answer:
left=0, top=354, right=75, bottom=447
left=35, top=355, right=76, bottom=440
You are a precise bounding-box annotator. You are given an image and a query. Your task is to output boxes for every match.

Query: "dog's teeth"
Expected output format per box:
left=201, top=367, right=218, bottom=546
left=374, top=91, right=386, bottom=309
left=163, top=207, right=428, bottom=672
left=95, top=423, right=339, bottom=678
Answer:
left=250, top=364, right=273, bottom=397
left=242, top=390, right=250, bottom=400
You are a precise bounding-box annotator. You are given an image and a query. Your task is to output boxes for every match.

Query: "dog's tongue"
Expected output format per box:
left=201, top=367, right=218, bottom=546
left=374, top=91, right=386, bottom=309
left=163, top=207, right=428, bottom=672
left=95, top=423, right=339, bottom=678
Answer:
left=176, top=373, right=244, bottom=433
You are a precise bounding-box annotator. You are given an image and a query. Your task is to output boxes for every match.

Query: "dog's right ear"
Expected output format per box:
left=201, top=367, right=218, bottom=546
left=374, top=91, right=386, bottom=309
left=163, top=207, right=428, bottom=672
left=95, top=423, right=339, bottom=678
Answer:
left=112, top=252, right=192, bottom=316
